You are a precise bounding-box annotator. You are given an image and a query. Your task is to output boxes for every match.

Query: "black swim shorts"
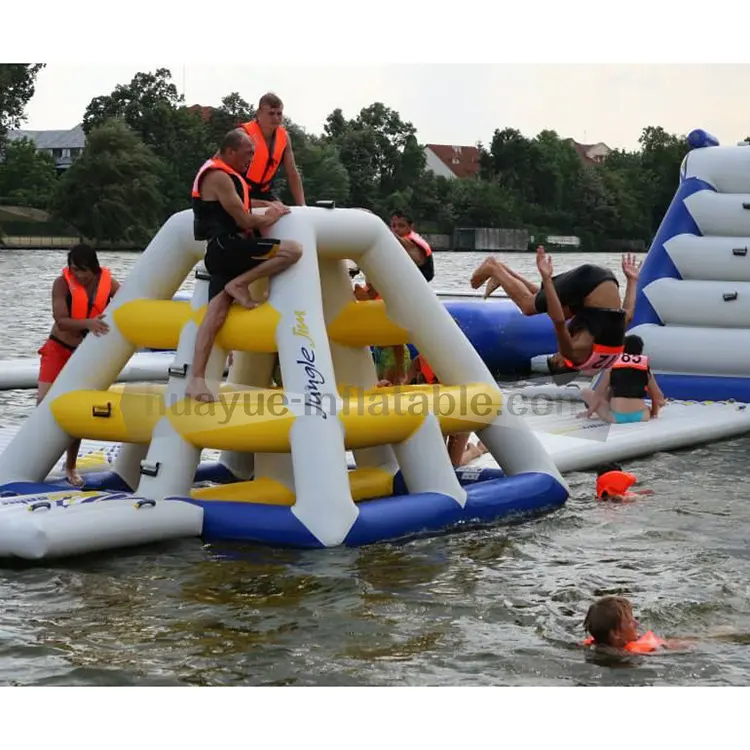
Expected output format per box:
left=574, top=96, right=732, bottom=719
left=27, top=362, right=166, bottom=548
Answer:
left=204, top=233, right=281, bottom=300
left=533, top=264, right=618, bottom=314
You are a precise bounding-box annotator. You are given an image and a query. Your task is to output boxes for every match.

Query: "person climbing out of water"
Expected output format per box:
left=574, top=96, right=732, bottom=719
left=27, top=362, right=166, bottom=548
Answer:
left=594, top=462, right=654, bottom=502
left=185, top=128, right=302, bottom=403
left=578, top=334, right=667, bottom=424
left=240, top=92, right=305, bottom=208
left=38, top=244, right=121, bottom=487
left=470, top=247, right=642, bottom=375
left=582, top=596, right=688, bottom=652
left=390, top=210, right=435, bottom=283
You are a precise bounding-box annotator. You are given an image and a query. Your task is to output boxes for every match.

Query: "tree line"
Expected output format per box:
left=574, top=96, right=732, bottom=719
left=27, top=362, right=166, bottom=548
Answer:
left=0, top=65, right=698, bottom=250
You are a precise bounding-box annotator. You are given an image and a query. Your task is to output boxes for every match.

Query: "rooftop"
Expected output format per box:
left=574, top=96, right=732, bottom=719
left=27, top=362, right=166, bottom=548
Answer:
left=7, top=124, right=86, bottom=150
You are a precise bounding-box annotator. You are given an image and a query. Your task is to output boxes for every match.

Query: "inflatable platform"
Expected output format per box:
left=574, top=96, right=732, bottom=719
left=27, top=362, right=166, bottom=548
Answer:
left=0, top=207, right=568, bottom=560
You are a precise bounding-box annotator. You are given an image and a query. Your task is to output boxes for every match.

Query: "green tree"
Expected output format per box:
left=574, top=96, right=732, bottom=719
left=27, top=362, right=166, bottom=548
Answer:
left=638, top=125, right=690, bottom=231
left=0, top=137, right=58, bottom=208
left=0, top=64, right=45, bottom=139
left=204, top=92, right=255, bottom=146
left=82, top=68, right=213, bottom=216
left=51, top=119, right=166, bottom=245
left=448, top=178, right=519, bottom=228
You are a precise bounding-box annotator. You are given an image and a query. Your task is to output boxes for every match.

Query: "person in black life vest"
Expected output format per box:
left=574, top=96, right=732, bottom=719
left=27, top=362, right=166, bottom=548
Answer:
left=390, top=211, right=435, bottom=283
left=471, top=247, right=642, bottom=375
left=185, top=128, right=302, bottom=403
left=239, top=92, right=305, bottom=208
left=578, top=334, right=667, bottom=424
left=38, top=244, right=121, bottom=486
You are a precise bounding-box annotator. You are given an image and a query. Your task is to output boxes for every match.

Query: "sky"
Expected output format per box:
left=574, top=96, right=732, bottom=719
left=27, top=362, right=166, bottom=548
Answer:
left=20, top=63, right=750, bottom=152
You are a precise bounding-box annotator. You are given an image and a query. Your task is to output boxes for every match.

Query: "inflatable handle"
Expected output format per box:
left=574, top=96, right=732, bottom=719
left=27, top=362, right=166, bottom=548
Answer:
left=732, top=247, right=748, bottom=257
left=134, top=499, right=157, bottom=510
left=28, top=501, right=52, bottom=512
left=723, top=292, right=739, bottom=302
left=92, top=402, right=112, bottom=418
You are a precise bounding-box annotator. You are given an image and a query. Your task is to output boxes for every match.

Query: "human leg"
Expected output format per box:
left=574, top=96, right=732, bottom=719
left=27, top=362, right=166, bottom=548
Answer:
left=470, top=257, right=539, bottom=313
left=185, top=291, right=233, bottom=403
left=224, top=239, right=303, bottom=309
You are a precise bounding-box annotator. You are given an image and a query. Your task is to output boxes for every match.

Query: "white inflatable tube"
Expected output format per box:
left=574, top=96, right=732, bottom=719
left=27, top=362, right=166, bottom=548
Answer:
left=643, top=278, right=750, bottom=328
left=0, top=351, right=176, bottom=392
left=629, top=323, right=750, bottom=376
left=0, top=212, right=205, bottom=484
left=136, top=275, right=226, bottom=501
left=685, top=191, right=750, bottom=237
left=683, top=144, right=750, bottom=193
left=664, top=235, right=750, bottom=282
left=268, top=211, right=357, bottom=546
left=0, top=497, right=203, bottom=561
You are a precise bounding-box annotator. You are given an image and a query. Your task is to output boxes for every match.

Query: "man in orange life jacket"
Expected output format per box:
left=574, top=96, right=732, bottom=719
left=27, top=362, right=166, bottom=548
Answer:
left=240, top=92, right=305, bottom=208
left=38, top=244, right=120, bottom=486
left=390, top=211, right=435, bottom=282
left=185, top=128, right=302, bottom=403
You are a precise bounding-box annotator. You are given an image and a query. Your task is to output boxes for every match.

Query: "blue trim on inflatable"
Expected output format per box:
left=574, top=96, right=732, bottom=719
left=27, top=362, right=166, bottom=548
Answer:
left=687, top=129, right=720, bottom=149
left=631, top=176, right=716, bottom=329
left=344, top=472, right=567, bottom=547
left=0, top=481, right=73, bottom=497
left=654, top=374, right=750, bottom=404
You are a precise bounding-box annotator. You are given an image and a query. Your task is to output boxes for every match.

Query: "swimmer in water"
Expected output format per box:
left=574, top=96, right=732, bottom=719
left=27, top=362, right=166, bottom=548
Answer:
left=470, top=247, right=641, bottom=375
left=594, top=463, right=654, bottom=502
left=578, top=334, right=666, bottom=424
left=582, top=596, right=685, bottom=652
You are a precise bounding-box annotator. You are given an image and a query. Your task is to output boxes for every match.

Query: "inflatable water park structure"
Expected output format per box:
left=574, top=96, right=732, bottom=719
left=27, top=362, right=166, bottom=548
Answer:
left=0, top=127, right=749, bottom=560
left=0, top=206, right=568, bottom=559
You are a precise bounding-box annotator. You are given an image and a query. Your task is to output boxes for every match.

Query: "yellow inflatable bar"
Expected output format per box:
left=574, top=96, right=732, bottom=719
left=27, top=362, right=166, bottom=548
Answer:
left=190, top=467, right=394, bottom=506
left=112, top=299, right=409, bottom=351
left=50, top=384, right=502, bottom=452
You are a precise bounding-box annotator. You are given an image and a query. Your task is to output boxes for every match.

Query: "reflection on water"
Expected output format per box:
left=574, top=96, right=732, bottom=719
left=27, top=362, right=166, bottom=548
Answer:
left=0, top=250, right=750, bottom=685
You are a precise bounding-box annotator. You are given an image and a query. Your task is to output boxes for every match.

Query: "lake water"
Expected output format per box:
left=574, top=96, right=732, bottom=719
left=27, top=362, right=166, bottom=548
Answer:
left=0, top=248, right=749, bottom=686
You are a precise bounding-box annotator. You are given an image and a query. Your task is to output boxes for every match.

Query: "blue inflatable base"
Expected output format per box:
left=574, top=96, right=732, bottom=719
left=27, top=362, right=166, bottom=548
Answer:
left=178, top=470, right=567, bottom=548
left=0, top=469, right=568, bottom=549
left=654, top=374, right=750, bottom=404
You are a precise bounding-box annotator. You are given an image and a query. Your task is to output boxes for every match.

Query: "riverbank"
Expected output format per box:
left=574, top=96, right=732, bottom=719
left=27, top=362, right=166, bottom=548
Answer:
left=0, top=236, right=143, bottom=251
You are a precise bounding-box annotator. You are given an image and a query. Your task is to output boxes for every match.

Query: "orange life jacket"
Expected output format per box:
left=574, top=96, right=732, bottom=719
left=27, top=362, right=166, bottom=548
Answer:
left=583, top=630, right=665, bottom=653
left=418, top=355, right=438, bottom=384
left=191, top=157, right=250, bottom=211
left=62, top=267, right=113, bottom=320
left=596, top=470, right=637, bottom=499
left=240, top=120, right=288, bottom=194
left=406, top=230, right=432, bottom=257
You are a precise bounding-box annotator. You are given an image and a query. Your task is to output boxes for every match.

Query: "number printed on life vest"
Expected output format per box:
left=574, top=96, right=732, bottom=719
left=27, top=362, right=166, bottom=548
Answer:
left=619, top=353, right=643, bottom=365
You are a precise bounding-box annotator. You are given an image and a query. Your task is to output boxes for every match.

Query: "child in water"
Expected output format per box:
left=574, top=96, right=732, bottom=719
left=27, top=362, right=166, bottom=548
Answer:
left=595, top=463, right=654, bottom=502
left=582, top=596, right=686, bottom=652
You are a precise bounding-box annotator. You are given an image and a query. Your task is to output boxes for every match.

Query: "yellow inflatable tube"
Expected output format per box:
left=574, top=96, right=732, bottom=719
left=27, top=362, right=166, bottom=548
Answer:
left=190, top=467, right=394, bottom=506
left=113, top=299, right=409, bottom=351
left=50, top=384, right=502, bottom=452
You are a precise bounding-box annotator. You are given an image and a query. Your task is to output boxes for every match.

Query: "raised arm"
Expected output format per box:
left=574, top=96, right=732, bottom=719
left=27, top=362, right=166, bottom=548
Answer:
left=537, top=249, right=577, bottom=362
left=621, top=253, right=642, bottom=324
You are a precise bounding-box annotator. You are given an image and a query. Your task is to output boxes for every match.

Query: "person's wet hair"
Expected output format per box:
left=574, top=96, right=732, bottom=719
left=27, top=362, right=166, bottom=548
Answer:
left=67, top=243, right=100, bottom=274
left=596, top=462, right=623, bottom=477
left=391, top=210, right=414, bottom=225
left=623, top=334, right=644, bottom=355
left=584, top=596, right=633, bottom=645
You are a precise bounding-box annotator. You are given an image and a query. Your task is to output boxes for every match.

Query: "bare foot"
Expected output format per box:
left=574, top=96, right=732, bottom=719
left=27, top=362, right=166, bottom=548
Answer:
left=224, top=282, right=261, bottom=310
left=470, top=258, right=494, bottom=289
left=185, top=377, right=219, bottom=403
left=65, top=467, right=84, bottom=487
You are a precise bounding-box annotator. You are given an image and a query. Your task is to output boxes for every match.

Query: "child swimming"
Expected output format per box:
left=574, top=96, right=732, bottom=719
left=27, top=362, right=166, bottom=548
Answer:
left=582, top=596, right=681, bottom=652
left=595, top=463, right=654, bottom=502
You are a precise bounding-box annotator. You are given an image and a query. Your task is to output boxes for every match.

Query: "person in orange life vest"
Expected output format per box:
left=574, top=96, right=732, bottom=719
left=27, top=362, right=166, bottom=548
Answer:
left=403, top=354, right=489, bottom=466
left=185, top=129, right=302, bottom=403
left=578, top=334, right=667, bottom=424
left=38, top=244, right=121, bottom=486
left=582, top=596, right=687, bottom=653
left=471, top=247, right=642, bottom=375
left=239, top=92, right=305, bottom=208
left=594, top=462, right=654, bottom=502
left=390, top=211, right=435, bottom=283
